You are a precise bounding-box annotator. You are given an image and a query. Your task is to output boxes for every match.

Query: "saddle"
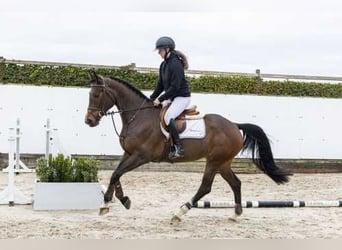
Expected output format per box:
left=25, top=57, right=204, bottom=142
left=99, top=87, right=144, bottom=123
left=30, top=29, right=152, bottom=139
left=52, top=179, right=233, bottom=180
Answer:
left=160, top=104, right=201, bottom=133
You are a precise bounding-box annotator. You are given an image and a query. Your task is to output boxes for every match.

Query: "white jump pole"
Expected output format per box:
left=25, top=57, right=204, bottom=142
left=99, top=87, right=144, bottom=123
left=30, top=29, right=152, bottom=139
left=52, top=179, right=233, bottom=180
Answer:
left=0, top=128, right=32, bottom=205
left=194, top=200, right=342, bottom=208
left=2, top=118, right=34, bottom=173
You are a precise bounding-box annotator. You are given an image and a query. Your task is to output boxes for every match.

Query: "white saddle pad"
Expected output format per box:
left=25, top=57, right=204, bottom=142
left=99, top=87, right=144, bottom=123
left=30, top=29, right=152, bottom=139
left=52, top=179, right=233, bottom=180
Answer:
left=160, top=118, right=206, bottom=139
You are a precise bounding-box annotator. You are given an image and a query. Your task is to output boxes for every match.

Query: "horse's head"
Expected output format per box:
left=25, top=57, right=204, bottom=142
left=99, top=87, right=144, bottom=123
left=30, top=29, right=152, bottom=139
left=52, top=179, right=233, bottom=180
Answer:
left=85, top=71, right=116, bottom=127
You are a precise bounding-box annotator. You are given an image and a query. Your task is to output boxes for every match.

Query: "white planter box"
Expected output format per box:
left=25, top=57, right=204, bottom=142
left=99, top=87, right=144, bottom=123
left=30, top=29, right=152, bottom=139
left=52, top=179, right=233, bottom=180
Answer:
left=33, top=182, right=103, bottom=210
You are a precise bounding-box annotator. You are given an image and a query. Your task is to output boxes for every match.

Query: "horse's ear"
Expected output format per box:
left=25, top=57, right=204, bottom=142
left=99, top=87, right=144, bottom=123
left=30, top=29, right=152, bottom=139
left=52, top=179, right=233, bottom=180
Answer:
left=88, top=70, right=99, bottom=83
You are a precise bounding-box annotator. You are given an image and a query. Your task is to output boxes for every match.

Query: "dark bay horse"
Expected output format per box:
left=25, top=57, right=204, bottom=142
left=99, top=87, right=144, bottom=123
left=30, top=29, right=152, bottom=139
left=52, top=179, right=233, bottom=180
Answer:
left=85, top=71, right=291, bottom=223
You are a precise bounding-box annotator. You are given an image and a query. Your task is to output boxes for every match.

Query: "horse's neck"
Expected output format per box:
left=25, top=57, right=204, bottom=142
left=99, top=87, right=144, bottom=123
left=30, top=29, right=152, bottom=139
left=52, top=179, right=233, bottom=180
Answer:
left=107, top=80, right=155, bottom=125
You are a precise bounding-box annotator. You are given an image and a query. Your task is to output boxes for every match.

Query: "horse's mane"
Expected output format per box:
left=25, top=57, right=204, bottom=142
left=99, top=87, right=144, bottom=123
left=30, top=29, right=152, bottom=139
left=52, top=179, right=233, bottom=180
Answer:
left=109, top=77, right=150, bottom=101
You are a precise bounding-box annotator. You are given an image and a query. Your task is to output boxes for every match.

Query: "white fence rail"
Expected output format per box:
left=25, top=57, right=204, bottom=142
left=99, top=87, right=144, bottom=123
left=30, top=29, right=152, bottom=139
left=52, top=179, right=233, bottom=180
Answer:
left=2, top=59, right=342, bottom=83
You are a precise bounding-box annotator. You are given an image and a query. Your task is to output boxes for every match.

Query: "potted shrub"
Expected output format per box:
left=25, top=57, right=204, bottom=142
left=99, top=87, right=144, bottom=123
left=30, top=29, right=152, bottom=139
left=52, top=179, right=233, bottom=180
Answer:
left=33, top=154, right=104, bottom=210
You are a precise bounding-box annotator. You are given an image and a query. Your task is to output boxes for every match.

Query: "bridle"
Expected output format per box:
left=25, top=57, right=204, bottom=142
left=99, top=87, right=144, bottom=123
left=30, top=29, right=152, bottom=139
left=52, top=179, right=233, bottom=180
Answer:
left=88, top=83, right=155, bottom=137
left=87, top=84, right=116, bottom=118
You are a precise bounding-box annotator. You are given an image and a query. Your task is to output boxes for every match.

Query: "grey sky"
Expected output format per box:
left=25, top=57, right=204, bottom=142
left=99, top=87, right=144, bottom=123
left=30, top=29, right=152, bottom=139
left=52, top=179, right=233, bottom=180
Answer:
left=1, top=0, right=342, bottom=76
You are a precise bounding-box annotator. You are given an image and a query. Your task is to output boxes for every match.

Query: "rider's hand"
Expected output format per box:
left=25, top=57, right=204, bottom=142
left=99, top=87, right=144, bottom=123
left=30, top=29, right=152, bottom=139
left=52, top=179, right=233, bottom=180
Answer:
left=153, top=99, right=161, bottom=107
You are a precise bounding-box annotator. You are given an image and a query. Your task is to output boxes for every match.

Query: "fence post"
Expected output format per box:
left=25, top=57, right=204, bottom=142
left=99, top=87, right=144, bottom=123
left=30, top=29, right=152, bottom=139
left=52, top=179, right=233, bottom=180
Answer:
left=45, top=118, right=51, bottom=160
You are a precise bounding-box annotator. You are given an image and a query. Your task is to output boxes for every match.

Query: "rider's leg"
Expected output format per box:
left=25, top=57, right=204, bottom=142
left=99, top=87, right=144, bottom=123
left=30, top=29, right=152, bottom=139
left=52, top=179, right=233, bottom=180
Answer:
left=164, top=97, right=191, bottom=159
left=168, top=118, right=184, bottom=158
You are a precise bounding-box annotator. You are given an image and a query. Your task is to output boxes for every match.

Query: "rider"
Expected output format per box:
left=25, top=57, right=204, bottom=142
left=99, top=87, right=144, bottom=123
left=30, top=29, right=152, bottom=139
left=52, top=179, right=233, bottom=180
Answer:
left=150, top=36, right=191, bottom=159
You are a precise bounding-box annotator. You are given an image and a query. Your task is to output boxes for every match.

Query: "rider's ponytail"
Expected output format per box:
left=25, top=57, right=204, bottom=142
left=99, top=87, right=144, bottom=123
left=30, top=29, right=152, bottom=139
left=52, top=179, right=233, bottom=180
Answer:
left=173, top=50, right=189, bottom=70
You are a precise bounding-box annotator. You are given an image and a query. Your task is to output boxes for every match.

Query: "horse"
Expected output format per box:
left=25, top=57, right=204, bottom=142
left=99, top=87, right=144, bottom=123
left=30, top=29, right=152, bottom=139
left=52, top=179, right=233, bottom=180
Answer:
left=85, top=71, right=292, bottom=223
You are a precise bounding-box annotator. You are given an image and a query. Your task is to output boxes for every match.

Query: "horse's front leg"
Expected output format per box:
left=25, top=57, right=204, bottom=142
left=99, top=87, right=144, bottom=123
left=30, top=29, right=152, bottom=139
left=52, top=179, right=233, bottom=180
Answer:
left=103, top=153, right=130, bottom=204
left=114, top=180, right=131, bottom=209
left=100, top=152, right=148, bottom=215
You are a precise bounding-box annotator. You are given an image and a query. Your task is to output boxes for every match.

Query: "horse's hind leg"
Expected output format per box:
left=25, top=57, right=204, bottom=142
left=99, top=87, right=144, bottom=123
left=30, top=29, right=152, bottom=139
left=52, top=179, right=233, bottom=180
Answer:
left=219, top=161, right=242, bottom=221
left=171, top=161, right=218, bottom=224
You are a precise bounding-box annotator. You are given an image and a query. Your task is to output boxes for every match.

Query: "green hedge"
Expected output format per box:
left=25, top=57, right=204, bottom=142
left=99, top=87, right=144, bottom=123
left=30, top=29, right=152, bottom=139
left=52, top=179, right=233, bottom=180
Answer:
left=1, top=61, right=341, bottom=98
left=36, top=154, right=99, bottom=182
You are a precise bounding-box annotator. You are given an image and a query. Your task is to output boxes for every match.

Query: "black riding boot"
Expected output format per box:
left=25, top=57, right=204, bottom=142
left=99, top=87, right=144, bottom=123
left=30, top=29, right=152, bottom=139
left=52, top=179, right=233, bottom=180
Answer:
left=168, top=119, right=184, bottom=159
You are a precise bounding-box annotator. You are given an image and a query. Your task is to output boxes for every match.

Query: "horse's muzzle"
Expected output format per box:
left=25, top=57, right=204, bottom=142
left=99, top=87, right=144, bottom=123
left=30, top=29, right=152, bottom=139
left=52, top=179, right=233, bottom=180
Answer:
left=85, top=116, right=99, bottom=127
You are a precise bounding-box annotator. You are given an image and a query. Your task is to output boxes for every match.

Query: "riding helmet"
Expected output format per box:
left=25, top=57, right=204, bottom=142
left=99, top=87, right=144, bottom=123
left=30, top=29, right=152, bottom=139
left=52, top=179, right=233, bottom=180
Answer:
left=155, top=36, right=175, bottom=50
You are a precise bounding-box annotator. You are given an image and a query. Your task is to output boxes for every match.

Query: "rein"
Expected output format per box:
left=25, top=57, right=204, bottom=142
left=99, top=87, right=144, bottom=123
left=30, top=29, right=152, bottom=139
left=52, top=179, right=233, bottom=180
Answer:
left=106, top=99, right=153, bottom=137
left=104, top=100, right=153, bottom=117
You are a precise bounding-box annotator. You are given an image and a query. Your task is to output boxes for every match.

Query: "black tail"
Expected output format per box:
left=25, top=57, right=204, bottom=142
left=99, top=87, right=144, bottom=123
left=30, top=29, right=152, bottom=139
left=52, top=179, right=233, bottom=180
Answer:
left=237, top=123, right=292, bottom=184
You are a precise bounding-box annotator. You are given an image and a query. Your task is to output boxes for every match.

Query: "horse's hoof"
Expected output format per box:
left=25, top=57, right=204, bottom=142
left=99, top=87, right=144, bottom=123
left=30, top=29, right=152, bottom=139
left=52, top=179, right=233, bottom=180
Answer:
left=170, top=215, right=181, bottom=225
left=104, top=194, right=113, bottom=203
left=99, top=206, right=110, bottom=216
left=228, top=214, right=239, bottom=222
left=120, top=196, right=131, bottom=209
left=235, top=204, right=243, bottom=215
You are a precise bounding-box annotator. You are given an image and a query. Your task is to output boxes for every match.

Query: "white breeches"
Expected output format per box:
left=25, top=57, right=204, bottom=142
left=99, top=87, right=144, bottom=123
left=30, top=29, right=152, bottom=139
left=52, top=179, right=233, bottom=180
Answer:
left=164, top=96, right=191, bottom=125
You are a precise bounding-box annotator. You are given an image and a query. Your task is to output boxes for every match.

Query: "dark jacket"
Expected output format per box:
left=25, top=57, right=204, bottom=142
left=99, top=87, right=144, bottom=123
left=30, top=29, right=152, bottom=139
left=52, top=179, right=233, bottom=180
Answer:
left=150, top=52, right=191, bottom=102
